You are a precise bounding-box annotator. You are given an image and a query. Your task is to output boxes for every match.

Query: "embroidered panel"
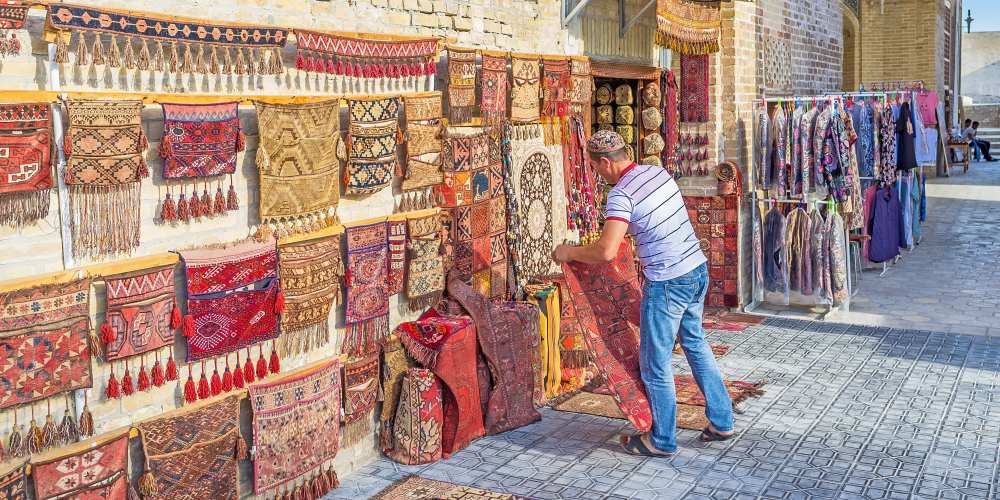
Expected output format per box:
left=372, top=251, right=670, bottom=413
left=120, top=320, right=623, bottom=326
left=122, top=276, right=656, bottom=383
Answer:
left=379, top=333, right=417, bottom=447
left=0, top=279, right=92, bottom=409
left=31, top=433, right=128, bottom=500
left=448, top=279, right=540, bottom=435
left=103, top=265, right=176, bottom=360
left=405, top=122, right=441, bottom=157
left=255, top=100, right=341, bottom=226
left=47, top=4, right=287, bottom=75
left=386, top=219, right=407, bottom=296
left=179, top=239, right=280, bottom=361
left=480, top=53, right=508, bottom=127
left=160, top=102, right=241, bottom=178
left=138, top=396, right=241, bottom=500
left=446, top=46, right=477, bottom=124
left=401, top=94, right=443, bottom=207
left=248, top=358, right=341, bottom=495
left=0, top=103, right=52, bottom=227
left=295, top=30, right=438, bottom=78
left=510, top=57, right=540, bottom=123
left=383, top=367, right=442, bottom=465
left=343, top=222, right=389, bottom=357
left=0, top=464, right=26, bottom=500
left=405, top=213, right=445, bottom=308
left=277, top=234, right=342, bottom=355
left=349, top=96, right=400, bottom=123
left=568, top=58, right=592, bottom=107
left=400, top=156, right=443, bottom=193
left=403, top=94, right=443, bottom=122
left=347, top=97, right=399, bottom=195
left=685, top=195, right=739, bottom=308
left=680, top=53, right=709, bottom=123
left=655, top=0, right=721, bottom=54
left=542, top=58, right=570, bottom=117
left=560, top=244, right=652, bottom=433
left=0, top=1, right=27, bottom=30
left=342, top=354, right=379, bottom=424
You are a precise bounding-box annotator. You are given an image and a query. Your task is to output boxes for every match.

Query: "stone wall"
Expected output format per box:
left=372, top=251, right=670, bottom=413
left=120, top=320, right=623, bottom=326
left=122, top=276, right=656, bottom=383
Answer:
left=0, top=0, right=577, bottom=496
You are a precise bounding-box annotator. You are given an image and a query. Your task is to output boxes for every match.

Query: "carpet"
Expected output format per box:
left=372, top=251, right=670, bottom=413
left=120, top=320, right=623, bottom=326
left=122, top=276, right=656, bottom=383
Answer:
left=248, top=358, right=341, bottom=496
left=554, top=391, right=709, bottom=431
left=680, top=54, right=709, bottom=123
left=31, top=432, right=129, bottom=500
left=0, top=103, right=51, bottom=228
left=342, top=354, right=380, bottom=447
left=277, top=232, right=343, bottom=356
left=510, top=56, right=540, bottom=123
left=401, top=93, right=444, bottom=208
left=254, top=100, right=341, bottom=237
left=0, top=2, right=26, bottom=58
left=675, top=375, right=765, bottom=406
left=347, top=97, right=400, bottom=195
left=560, top=243, right=652, bottom=433
left=379, top=333, right=418, bottom=450
left=383, top=368, right=443, bottom=465
left=448, top=278, right=541, bottom=435
left=294, top=30, right=437, bottom=80
left=386, top=218, right=407, bottom=296
left=446, top=46, right=477, bottom=124
left=157, top=102, right=243, bottom=223
left=480, top=53, right=509, bottom=127
left=542, top=58, right=570, bottom=118
left=138, top=395, right=242, bottom=500
left=0, top=465, right=25, bottom=500
left=372, top=475, right=524, bottom=500
left=685, top=195, right=740, bottom=308
left=405, top=212, right=445, bottom=311
left=344, top=221, right=390, bottom=357
left=63, top=99, right=147, bottom=258
left=0, top=278, right=92, bottom=409
left=673, top=343, right=731, bottom=357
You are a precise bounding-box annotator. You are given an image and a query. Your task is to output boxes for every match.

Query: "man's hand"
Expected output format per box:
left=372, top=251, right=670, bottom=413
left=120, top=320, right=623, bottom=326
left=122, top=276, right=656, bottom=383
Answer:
left=552, top=244, right=575, bottom=264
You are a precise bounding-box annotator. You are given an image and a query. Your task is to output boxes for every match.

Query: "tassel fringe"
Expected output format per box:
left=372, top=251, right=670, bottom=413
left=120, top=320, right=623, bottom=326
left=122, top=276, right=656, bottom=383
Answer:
left=277, top=323, right=330, bottom=357
left=340, top=414, right=373, bottom=448
left=342, top=315, right=389, bottom=358
left=0, top=189, right=51, bottom=227
left=68, top=183, right=140, bottom=259
left=398, top=330, right=439, bottom=368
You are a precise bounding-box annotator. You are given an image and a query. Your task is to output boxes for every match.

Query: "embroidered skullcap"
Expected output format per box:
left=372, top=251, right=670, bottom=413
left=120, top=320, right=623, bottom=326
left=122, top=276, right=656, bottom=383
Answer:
left=587, top=130, right=627, bottom=153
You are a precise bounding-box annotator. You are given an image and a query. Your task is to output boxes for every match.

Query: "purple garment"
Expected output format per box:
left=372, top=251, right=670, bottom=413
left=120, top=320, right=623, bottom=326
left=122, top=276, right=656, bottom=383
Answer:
left=862, top=185, right=878, bottom=262
left=763, top=208, right=787, bottom=293
left=868, top=187, right=901, bottom=263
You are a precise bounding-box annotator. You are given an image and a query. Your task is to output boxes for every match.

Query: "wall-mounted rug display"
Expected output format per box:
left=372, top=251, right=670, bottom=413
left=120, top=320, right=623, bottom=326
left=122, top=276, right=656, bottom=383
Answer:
left=0, top=0, right=27, bottom=57
left=404, top=211, right=445, bottom=311
left=445, top=46, right=477, bottom=124
left=480, top=52, right=509, bottom=128
left=654, top=0, right=722, bottom=54
left=347, top=97, right=400, bottom=195
left=680, top=53, right=710, bottom=123
left=343, top=221, right=390, bottom=357
left=510, top=56, right=540, bottom=123
left=341, top=354, right=379, bottom=447
left=0, top=103, right=51, bottom=228
left=30, top=432, right=130, bottom=500
left=295, top=30, right=438, bottom=81
left=401, top=93, right=443, bottom=211
left=276, top=232, right=343, bottom=356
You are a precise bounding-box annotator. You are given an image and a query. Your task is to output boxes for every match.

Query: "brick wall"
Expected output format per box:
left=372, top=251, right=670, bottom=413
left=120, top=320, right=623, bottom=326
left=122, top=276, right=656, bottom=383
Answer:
left=859, top=0, right=950, bottom=93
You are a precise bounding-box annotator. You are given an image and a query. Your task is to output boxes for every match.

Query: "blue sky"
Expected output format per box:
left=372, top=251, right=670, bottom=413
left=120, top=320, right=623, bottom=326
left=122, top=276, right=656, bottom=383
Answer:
left=965, top=0, right=1000, bottom=32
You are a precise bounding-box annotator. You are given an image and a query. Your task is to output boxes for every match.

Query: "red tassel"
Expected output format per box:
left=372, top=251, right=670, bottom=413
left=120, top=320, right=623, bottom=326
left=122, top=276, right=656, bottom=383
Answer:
left=243, top=349, right=256, bottom=383
left=233, top=357, right=245, bottom=389
left=189, top=191, right=202, bottom=218
left=326, top=57, right=335, bottom=74
left=100, top=322, right=115, bottom=345
left=256, top=348, right=268, bottom=379
left=182, top=315, right=195, bottom=337
left=201, top=189, right=212, bottom=216
left=335, top=59, right=344, bottom=75
left=210, top=362, right=222, bottom=396
left=121, top=367, right=134, bottom=396
left=222, top=360, right=233, bottom=392
left=295, top=52, right=305, bottom=70
left=184, top=369, right=197, bottom=402
left=170, top=304, right=182, bottom=330
left=226, top=183, right=239, bottom=211
left=177, top=192, right=190, bottom=221
left=106, top=370, right=120, bottom=400
left=197, top=365, right=211, bottom=400
left=344, top=60, right=353, bottom=77
left=151, top=359, right=164, bottom=387
left=401, top=64, right=409, bottom=78
left=165, top=354, right=178, bottom=381
left=137, top=362, right=150, bottom=391
left=354, top=62, right=362, bottom=77
left=275, top=290, right=286, bottom=315
left=269, top=345, right=280, bottom=374
left=214, top=187, right=226, bottom=214
left=161, top=193, right=176, bottom=221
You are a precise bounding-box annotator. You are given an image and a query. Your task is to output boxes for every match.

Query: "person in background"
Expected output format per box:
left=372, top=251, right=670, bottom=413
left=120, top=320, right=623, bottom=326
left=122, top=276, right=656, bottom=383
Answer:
left=551, top=130, right=734, bottom=457
left=963, top=120, right=997, bottom=162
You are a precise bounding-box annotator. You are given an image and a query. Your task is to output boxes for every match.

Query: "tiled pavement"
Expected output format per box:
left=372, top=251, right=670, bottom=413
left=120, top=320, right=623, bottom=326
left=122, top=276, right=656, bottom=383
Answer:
left=759, top=162, right=1000, bottom=337
left=330, top=318, right=1000, bottom=499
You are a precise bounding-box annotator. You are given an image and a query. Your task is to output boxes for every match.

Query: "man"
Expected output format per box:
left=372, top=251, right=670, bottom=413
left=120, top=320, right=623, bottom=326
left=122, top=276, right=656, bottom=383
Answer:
left=552, top=131, right=734, bottom=457
left=972, top=121, right=997, bottom=162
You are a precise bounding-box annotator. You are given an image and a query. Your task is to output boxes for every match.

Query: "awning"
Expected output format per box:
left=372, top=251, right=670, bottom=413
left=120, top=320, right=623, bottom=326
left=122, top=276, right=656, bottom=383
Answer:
left=655, top=0, right=721, bottom=54
left=590, top=61, right=661, bottom=81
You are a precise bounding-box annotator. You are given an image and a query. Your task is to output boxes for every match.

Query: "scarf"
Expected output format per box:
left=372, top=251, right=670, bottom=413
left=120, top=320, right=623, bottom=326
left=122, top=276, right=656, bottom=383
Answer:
left=295, top=30, right=438, bottom=80
left=343, top=221, right=390, bottom=357
left=655, top=0, right=721, bottom=54
left=276, top=232, right=343, bottom=356
left=401, top=93, right=444, bottom=211
left=480, top=53, right=509, bottom=128
left=510, top=56, right=540, bottom=123
left=0, top=103, right=51, bottom=228
left=347, top=97, right=400, bottom=195
left=446, top=46, right=477, bottom=124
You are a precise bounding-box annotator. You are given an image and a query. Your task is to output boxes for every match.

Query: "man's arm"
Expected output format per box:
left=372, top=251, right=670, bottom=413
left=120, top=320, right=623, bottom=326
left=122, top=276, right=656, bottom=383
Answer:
left=553, top=219, right=629, bottom=264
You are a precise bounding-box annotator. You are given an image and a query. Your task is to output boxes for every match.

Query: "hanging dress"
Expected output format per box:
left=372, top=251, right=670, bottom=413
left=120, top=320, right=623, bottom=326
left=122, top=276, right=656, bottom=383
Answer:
left=895, top=101, right=918, bottom=171
left=763, top=207, right=787, bottom=296
left=868, top=186, right=901, bottom=263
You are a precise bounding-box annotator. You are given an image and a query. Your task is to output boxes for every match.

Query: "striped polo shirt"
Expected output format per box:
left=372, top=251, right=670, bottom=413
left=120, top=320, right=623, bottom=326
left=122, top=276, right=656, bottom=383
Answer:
left=605, top=163, right=706, bottom=281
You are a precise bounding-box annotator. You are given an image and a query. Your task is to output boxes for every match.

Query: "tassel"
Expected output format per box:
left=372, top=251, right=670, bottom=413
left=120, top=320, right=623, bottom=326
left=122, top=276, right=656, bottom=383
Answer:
left=139, top=470, right=158, bottom=497
left=256, top=347, right=268, bottom=379
left=26, top=418, right=42, bottom=455
left=138, top=361, right=150, bottom=391
left=177, top=192, right=190, bottom=221
left=222, top=47, right=233, bottom=74
left=258, top=47, right=269, bottom=74
left=201, top=188, right=213, bottom=216
left=7, top=425, right=23, bottom=458
left=161, top=192, right=176, bottom=221
left=59, top=406, right=79, bottom=445
left=327, top=467, right=339, bottom=489
left=243, top=348, right=256, bottom=383
left=170, top=303, right=182, bottom=330
left=107, top=34, right=121, bottom=68
left=168, top=42, right=180, bottom=73
left=197, top=364, right=211, bottom=400
left=137, top=39, right=150, bottom=70
left=121, top=365, right=134, bottom=396
left=151, top=358, right=164, bottom=387
left=208, top=46, right=220, bottom=74
left=234, top=48, right=246, bottom=75
left=233, top=434, right=248, bottom=460
left=325, top=56, right=335, bottom=74
left=100, top=322, right=115, bottom=345
left=166, top=353, right=179, bottom=381
left=236, top=131, right=246, bottom=152
left=214, top=186, right=226, bottom=214
left=295, top=51, right=305, bottom=70
left=189, top=190, right=202, bottom=218
left=75, top=31, right=89, bottom=67
left=55, top=31, right=70, bottom=63
left=78, top=397, right=94, bottom=437
left=222, top=358, right=233, bottom=392
left=233, top=357, right=245, bottom=389
left=106, top=366, right=121, bottom=399
left=275, top=290, right=286, bottom=315
left=195, top=44, right=207, bottom=74
left=40, top=412, right=57, bottom=449
left=210, top=360, right=222, bottom=396
left=91, top=34, right=105, bottom=66
left=269, top=344, right=280, bottom=374
left=345, top=60, right=354, bottom=77
left=246, top=48, right=257, bottom=76
left=226, top=182, right=239, bottom=210
left=122, top=36, right=135, bottom=69
left=181, top=43, right=194, bottom=73
left=182, top=314, right=195, bottom=337
left=151, top=41, right=164, bottom=71
left=183, top=370, right=197, bottom=403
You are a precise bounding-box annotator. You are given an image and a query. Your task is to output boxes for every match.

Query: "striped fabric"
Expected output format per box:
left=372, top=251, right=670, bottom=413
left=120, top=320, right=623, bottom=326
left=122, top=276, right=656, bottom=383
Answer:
left=605, top=163, right=706, bottom=281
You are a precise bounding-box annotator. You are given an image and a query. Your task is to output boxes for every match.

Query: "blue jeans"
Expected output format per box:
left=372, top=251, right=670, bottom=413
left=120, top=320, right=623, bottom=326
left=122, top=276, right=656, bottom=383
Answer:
left=640, top=263, right=733, bottom=452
